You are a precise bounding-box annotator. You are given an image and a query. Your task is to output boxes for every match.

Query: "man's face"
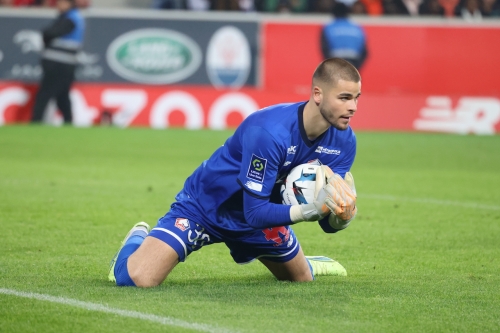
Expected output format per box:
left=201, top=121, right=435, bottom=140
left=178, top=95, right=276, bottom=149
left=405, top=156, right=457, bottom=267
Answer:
left=317, top=79, right=361, bottom=131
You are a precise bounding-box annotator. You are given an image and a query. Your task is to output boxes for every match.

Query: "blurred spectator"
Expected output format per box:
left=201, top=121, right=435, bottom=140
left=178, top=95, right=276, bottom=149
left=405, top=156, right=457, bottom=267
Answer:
left=383, top=0, right=422, bottom=15
left=0, top=0, right=12, bottom=5
left=186, top=0, right=210, bottom=10
left=456, top=0, right=483, bottom=19
left=419, top=0, right=445, bottom=14
left=359, top=0, right=384, bottom=14
left=438, top=0, right=460, bottom=16
left=351, top=0, right=369, bottom=13
left=74, top=0, right=89, bottom=8
left=483, top=0, right=500, bottom=15
left=238, top=0, right=254, bottom=10
left=403, top=0, right=424, bottom=13
left=12, top=0, right=56, bottom=5
left=321, top=2, right=368, bottom=70
left=152, top=0, right=185, bottom=8
left=337, top=0, right=359, bottom=7
left=382, top=0, right=408, bottom=13
left=310, top=0, right=334, bottom=12
left=31, top=0, right=85, bottom=125
left=212, top=0, right=241, bottom=10
left=255, top=0, right=309, bottom=12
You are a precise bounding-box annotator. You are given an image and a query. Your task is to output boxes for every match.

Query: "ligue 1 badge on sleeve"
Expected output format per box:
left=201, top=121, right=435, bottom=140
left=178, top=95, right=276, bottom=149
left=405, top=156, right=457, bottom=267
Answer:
left=246, top=154, right=267, bottom=183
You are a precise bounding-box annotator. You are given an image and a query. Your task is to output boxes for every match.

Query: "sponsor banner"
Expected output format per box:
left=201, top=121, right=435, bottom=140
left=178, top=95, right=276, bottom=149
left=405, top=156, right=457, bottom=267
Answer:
left=0, top=17, right=52, bottom=83
left=0, top=14, right=258, bottom=87
left=262, top=22, right=500, bottom=97
left=1, top=82, right=499, bottom=134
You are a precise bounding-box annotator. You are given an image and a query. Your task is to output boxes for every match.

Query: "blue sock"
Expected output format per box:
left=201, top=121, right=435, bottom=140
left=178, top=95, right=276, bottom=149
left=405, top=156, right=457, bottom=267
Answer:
left=114, top=234, right=146, bottom=286
left=306, top=258, right=316, bottom=281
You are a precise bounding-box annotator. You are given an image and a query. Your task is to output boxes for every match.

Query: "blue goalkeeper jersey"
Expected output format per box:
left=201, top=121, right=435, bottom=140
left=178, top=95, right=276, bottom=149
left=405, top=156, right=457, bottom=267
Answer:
left=173, top=101, right=356, bottom=236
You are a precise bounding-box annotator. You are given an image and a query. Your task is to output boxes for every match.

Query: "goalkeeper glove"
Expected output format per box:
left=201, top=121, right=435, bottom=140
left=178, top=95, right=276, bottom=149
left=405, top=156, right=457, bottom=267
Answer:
left=324, top=172, right=357, bottom=222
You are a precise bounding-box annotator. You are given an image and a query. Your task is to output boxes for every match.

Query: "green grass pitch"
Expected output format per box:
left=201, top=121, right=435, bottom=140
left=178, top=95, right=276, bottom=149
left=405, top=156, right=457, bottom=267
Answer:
left=0, top=125, right=499, bottom=333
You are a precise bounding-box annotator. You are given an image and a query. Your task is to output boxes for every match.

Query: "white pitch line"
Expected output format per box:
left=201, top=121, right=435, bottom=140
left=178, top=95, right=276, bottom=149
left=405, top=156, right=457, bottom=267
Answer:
left=0, top=288, right=237, bottom=333
left=360, top=194, right=500, bottom=211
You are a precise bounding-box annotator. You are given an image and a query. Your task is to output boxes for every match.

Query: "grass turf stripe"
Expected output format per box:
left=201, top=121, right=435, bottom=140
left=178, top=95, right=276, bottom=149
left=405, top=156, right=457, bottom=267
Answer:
left=0, top=288, right=238, bottom=333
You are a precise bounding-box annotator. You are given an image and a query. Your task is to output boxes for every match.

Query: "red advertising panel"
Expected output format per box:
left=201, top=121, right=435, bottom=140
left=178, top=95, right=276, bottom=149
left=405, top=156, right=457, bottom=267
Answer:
left=1, top=13, right=500, bottom=134
left=2, top=83, right=499, bottom=134
left=263, top=22, right=500, bottom=97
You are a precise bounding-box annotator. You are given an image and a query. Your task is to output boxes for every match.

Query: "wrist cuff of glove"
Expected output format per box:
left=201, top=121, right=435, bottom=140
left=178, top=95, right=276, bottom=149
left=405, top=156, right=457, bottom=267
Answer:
left=290, top=204, right=319, bottom=223
left=328, top=214, right=352, bottom=230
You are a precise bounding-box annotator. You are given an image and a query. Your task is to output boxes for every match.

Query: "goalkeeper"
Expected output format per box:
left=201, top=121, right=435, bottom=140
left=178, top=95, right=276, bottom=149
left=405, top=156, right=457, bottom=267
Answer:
left=109, top=58, right=360, bottom=287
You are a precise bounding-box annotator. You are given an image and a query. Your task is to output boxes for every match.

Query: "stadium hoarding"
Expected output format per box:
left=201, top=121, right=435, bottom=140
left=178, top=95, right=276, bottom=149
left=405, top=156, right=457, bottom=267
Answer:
left=262, top=20, right=500, bottom=97
left=1, top=8, right=500, bottom=134
left=1, top=82, right=499, bottom=134
left=260, top=19, right=500, bottom=134
left=0, top=10, right=258, bottom=88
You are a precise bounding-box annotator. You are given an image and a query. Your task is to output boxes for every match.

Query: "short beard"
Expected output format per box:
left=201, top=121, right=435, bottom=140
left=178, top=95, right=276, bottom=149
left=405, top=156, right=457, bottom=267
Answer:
left=320, top=107, right=348, bottom=131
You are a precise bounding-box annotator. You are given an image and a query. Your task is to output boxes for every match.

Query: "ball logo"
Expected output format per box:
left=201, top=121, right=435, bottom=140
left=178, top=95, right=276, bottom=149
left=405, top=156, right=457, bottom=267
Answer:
left=106, top=28, right=202, bottom=84
left=206, top=26, right=251, bottom=89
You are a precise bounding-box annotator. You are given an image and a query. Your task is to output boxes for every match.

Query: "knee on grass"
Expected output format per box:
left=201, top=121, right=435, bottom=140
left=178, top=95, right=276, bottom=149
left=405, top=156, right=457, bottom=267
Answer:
left=128, top=267, right=164, bottom=288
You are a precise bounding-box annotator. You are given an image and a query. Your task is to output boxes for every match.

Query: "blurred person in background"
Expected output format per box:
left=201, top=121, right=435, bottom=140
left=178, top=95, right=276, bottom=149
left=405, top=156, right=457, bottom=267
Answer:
left=238, top=0, right=255, bottom=10
left=11, top=0, right=56, bottom=5
left=310, top=0, right=334, bottom=12
left=185, top=0, right=210, bottom=9
left=483, top=0, right=500, bottom=15
left=152, top=0, right=186, bottom=8
left=153, top=0, right=254, bottom=10
left=418, top=0, right=445, bottom=15
left=438, top=0, right=459, bottom=16
left=382, top=0, right=422, bottom=14
left=75, top=0, right=89, bottom=8
left=212, top=0, right=245, bottom=10
left=255, top=0, right=309, bottom=12
left=31, top=0, right=85, bottom=125
left=358, top=0, right=383, bottom=14
left=456, top=0, right=483, bottom=19
left=351, top=0, right=369, bottom=13
left=321, top=2, right=368, bottom=70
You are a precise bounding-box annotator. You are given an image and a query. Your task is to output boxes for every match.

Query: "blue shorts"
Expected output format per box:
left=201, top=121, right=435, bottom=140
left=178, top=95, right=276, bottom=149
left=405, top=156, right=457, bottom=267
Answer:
left=148, top=206, right=300, bottom=264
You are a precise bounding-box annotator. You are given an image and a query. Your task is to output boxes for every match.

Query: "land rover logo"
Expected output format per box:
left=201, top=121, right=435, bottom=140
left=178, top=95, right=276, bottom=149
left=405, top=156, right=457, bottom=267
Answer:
left=106, top=28, right=202, bottom=84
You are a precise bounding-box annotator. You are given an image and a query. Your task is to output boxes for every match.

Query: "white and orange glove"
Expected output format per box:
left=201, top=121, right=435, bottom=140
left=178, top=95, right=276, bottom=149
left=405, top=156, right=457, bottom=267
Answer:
left=290, top=165, right=333, bottom=222
left=324, top=171, right=357, bottom=229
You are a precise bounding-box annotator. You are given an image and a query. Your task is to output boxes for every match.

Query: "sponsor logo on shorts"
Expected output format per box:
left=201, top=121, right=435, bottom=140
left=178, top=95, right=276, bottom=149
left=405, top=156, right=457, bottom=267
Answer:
left=262, top=226, right=290, bottom=247
left=188, top=224, right=211, bottom=247
left=175, top=218, right=190, bottom=231
left=246, top=154, right=267, bottom=183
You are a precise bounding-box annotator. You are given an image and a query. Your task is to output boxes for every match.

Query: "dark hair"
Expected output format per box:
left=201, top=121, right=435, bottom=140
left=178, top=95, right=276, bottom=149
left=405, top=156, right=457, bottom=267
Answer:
left=332, top=2, right=350, bottom=17
left=313, top=58, right=361, bottom=86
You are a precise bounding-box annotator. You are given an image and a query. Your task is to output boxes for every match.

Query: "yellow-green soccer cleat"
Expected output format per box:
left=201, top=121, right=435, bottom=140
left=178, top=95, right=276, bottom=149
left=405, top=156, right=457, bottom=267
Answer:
left=108, top=221, right=151, bottom=283
left=305, top=256, right=347, bottom=277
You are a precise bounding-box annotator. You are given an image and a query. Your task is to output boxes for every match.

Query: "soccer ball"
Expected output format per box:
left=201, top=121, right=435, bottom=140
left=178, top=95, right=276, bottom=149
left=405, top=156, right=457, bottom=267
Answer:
left=281, top=163, right=322, bottom=205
